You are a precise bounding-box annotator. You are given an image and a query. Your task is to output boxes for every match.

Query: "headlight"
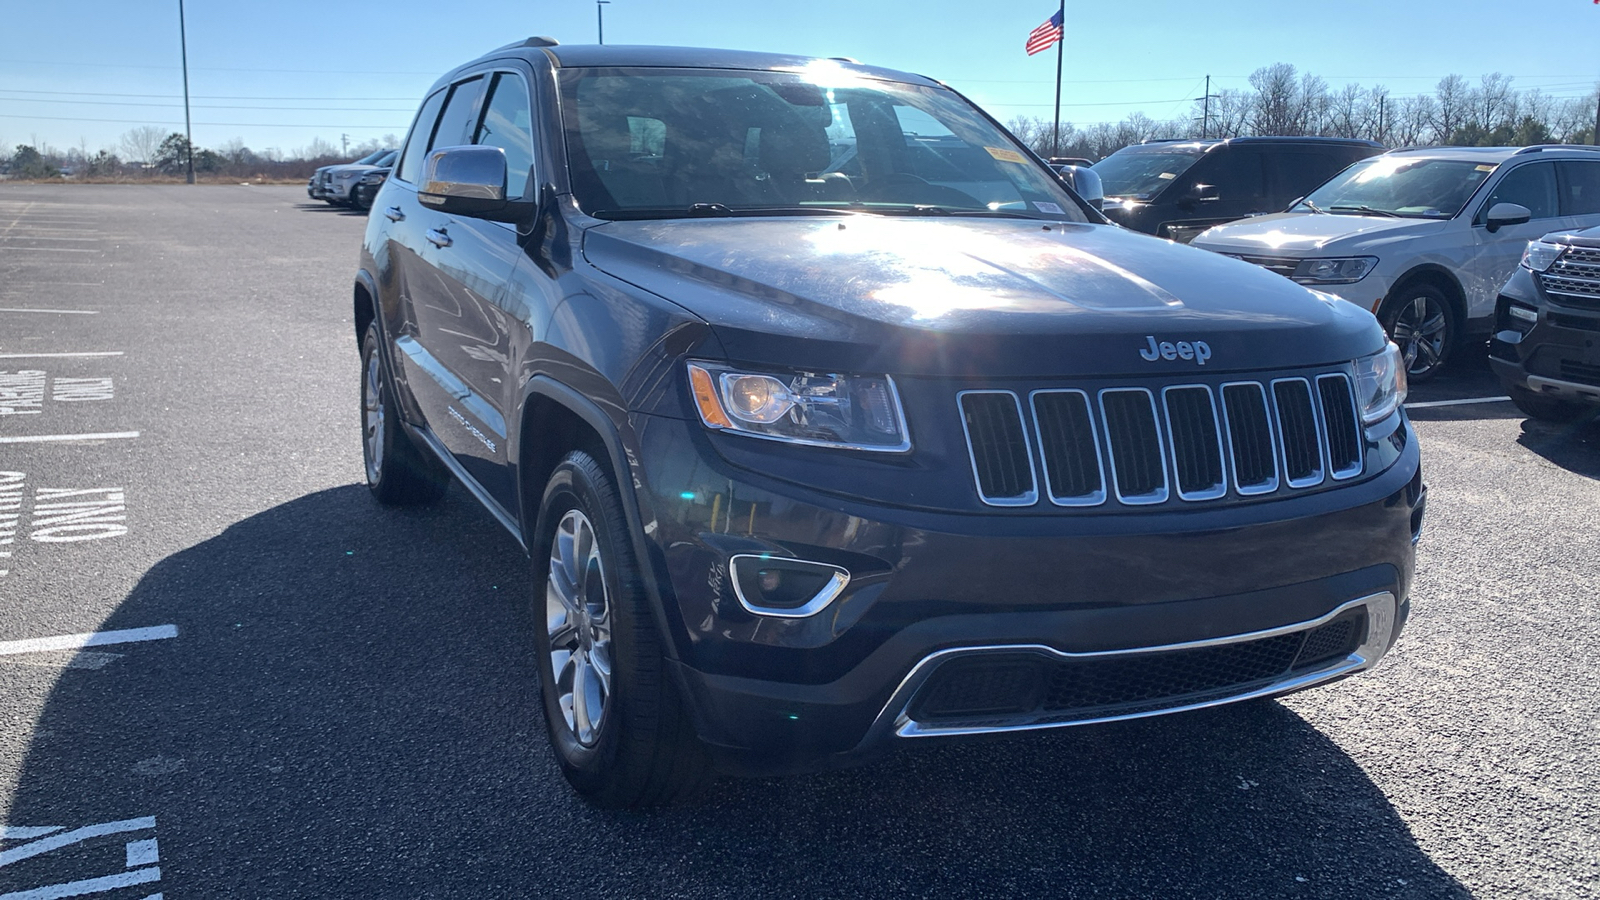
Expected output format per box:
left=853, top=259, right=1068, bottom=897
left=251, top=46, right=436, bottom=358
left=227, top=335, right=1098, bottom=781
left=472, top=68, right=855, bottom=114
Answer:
left=1292, top=257, right=1377, bottom=285
left=1521, top=240, right=1565, bottom=273
left=686, top=362, right=910, bottom=451
left=1353, top=342, right=1407, bottom=425
left=360, top=172, right=387, bottom=185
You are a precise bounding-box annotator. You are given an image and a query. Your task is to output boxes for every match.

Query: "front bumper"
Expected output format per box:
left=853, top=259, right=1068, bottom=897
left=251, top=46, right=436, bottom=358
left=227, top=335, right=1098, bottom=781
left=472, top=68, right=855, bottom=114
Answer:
left=1489, top=291, right=1600, bottom=406
left=631, top=412, right=1423, bottom=775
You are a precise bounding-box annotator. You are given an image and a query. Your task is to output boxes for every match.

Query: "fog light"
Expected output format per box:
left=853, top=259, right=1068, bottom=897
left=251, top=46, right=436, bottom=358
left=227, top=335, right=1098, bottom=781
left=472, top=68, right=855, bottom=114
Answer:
left=1507, top=304, right=1537, bottom=324
left=730, top=554, right=850, bottom=618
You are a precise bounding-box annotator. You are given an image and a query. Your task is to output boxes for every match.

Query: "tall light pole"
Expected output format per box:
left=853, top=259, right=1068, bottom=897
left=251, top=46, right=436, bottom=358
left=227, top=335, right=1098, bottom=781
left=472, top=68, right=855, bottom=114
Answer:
left=597, top=0, right=611, bottom=45
left=178, top=0, right=195, bottom=184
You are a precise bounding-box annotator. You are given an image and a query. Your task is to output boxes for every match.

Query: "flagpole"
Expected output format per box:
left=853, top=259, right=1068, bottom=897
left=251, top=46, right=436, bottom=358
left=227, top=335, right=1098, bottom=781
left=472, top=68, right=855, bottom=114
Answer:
left=1052, top=0, right=1064, bottom=158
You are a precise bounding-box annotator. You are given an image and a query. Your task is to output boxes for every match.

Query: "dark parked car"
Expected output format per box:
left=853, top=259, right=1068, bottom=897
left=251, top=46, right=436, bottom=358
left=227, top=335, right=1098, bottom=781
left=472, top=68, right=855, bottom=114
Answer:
left=352, top=165, right=391, bottom=211
left=1095, top=137, right=1383, bottom=242
left=1490, top=224, right=1600, bottom=419
left=354, top=39, right=1423, bottom=807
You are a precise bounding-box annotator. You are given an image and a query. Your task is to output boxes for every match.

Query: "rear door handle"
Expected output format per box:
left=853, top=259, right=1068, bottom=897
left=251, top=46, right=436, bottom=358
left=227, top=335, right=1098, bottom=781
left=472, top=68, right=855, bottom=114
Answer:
left=384, top=206, right=405, bottom=222
left=425, top=228, right=452, bottom=248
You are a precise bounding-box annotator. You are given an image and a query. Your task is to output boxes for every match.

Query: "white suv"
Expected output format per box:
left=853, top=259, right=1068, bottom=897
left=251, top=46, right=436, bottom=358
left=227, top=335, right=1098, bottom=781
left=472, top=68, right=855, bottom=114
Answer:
left=1191, top=146, right=1600, bottom=380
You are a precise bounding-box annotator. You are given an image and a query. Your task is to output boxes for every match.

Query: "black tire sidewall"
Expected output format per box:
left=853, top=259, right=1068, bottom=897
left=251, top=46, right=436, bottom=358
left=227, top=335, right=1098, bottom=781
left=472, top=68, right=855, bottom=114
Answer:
left=1381, top=283, right=1457, bottom=381
left=531, top=455, right=639, bottom=791
left=359, top=324, right=388, bottom=489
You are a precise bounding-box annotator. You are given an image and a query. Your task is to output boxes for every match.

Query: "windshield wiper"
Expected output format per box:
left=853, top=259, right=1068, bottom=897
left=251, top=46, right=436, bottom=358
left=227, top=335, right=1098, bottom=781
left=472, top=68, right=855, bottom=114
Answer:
left=1329, top=204, right=1400, bottom=218
left=1300, top=199, right=1327, bottom=214
left=867, top=205, right=1042, bottom=219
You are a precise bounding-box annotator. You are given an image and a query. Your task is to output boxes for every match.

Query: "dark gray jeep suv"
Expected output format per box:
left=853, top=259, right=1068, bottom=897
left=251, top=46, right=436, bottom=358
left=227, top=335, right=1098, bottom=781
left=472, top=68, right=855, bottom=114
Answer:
left=354, top=38, right=1425, bottom=807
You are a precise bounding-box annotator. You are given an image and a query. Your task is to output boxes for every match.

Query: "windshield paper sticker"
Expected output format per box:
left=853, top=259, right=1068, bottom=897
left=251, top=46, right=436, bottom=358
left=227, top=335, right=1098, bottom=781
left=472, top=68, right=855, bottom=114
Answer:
left=985, top=147, right=1028, bottom=164
left=1034, top=201, right=1065, bottom=215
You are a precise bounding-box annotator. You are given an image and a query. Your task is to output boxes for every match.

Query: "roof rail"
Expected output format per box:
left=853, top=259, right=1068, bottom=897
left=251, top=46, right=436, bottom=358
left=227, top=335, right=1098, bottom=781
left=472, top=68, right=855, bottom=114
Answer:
left=1138, top=138, right=1190, bottom=145
left=1513, top=144, right=1600, bottom=155
left=491, top=35, right=559, bottom=53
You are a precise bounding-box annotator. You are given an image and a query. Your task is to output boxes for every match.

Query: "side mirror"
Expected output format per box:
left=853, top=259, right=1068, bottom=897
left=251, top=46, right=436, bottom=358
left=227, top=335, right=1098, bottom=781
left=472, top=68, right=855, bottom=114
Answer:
left=1056, top=165, right=1103, bottom=211
left=1485, top=202, right=1532, bottom=233
left=418, top=146, right=533, bottom=222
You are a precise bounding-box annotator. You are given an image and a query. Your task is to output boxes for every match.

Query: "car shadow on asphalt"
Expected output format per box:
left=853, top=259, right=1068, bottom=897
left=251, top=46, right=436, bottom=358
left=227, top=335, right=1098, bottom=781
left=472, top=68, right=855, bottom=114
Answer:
left=1516, top=416, right=1600, bottom=479
left=6, top=485, right=1469, bottom=898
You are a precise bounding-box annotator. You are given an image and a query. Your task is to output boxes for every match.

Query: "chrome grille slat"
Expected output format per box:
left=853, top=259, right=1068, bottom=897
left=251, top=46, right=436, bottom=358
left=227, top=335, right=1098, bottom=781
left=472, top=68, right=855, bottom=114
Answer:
left=961, top=373, right=1363, bottom=508
left=1542, top=247, right=1600, bottom=309
left=1030, top=390, right=1107, bottom=507
left=1161, top=385, right=1226, bottom=501
left=958, top=391, right=1037, bottom=506
left=1099, top=388, right=1168, bottom=505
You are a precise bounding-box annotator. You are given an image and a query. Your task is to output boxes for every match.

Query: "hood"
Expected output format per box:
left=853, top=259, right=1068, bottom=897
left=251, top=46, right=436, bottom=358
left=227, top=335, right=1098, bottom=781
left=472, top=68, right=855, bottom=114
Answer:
left=1192, top=211, right=1448, bottom=256
left=329, top=164, right=382, bottom=179
left=582, top=216, right=1384, bottom=378
left=1550, top=223, right=1600, bottom=249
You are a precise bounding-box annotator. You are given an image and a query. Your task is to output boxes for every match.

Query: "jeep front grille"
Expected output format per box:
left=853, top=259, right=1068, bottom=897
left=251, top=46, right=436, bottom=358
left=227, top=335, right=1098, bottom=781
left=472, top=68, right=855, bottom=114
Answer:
left=1541, top=247, right=1600, bottom=309
left=961, top=373, right=1363, bottom=508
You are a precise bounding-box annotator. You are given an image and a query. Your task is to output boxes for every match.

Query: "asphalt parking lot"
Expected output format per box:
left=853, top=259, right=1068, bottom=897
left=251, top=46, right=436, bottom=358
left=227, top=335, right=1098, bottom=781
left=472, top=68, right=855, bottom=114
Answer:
left=1, top=184, right=1597, bottom=899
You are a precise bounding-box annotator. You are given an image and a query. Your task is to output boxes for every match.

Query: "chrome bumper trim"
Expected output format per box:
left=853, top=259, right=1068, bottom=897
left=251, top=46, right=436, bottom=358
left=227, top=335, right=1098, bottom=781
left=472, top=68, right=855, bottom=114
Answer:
left=867, top=591, right=1397, bottom=741
left=1526, top=374, right=1600, bottom=403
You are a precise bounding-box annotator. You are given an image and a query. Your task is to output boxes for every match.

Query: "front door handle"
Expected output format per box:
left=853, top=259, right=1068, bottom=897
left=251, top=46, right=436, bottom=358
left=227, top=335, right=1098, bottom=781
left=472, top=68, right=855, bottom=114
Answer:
left=384, top=206, right=405, bottom=222
left=425, top=228, right=452, bottom=248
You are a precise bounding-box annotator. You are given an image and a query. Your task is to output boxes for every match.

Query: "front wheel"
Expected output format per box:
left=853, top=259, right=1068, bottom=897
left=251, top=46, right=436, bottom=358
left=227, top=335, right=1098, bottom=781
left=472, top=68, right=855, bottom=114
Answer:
left=1380, top=283, right=1457, bottom=383
left=360, top=322, right=448, bottom=505
left=532, top=451, right=711, bottom=807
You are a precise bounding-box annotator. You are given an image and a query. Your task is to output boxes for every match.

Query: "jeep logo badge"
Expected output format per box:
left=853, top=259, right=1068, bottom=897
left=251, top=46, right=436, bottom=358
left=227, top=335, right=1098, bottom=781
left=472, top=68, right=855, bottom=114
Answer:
left=1140, top=335, right=1211, bottom=365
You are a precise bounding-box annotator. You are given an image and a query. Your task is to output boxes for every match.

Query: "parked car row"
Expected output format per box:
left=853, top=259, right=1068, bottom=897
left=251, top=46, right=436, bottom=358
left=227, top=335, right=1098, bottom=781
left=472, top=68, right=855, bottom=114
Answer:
left=307, top=148, right=397, bottom=210
left=1091, top=140, right=1600, bottom=383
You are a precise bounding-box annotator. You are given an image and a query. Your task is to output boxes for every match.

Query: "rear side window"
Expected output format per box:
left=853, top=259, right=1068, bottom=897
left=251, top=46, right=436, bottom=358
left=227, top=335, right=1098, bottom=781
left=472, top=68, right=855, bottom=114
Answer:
left=474, top=72, right=536, bottom=200
left=1483, top=162, right=1558, bottom=221
left=1265, top=152, right=1347, bottom=207
left=430, top=76, right=487, bottom=154
left=1558, top=160, right=1600, bottom=216
left=1191, top=150, right=1265, bottom=206
left=395, top=89, right=447, bottom=184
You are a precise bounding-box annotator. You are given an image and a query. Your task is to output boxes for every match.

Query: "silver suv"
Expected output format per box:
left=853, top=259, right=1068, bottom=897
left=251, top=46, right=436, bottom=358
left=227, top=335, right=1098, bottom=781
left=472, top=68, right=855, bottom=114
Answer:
left=1191, top=146, right=1600, bottom=380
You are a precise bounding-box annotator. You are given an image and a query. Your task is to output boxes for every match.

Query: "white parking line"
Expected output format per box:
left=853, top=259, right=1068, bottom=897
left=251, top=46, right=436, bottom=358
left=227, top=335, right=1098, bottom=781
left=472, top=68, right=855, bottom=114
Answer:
left=0, top=626, right=177, bottom=657
left=1404, top=396, right=1512, bottom=410
left=0, top=432, right=139, bottom=445
left=0, top=308, right=98, bottom=315
left=0, top=868, right=162, bottom=900
left=0, top=352, right=123, bottom=359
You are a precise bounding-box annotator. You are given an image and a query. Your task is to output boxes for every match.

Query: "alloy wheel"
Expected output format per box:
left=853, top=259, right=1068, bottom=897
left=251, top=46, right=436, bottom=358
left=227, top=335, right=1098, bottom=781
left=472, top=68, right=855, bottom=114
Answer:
left=363, top=350, right=385, bottom=483
left=1390, top=294, right=1448, bottom=379
left=546, top=508, right=613, bottom=746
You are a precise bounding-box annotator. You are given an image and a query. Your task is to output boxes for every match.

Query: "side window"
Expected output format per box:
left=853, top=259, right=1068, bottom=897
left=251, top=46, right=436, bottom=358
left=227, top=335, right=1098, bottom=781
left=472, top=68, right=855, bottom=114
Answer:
left=1193, top=150, right=1265, bottom=206
left=395, top=89, right=447, bottom=184
left=429, top=76, right=486, bottom=154
left=1558, top=161, right=1600, bottom=216
left=474, top=72, right=536, bottom=200
left=1265, top=152, right=1343, bottom=207
left=1482, top=162, right=1558, bottom=220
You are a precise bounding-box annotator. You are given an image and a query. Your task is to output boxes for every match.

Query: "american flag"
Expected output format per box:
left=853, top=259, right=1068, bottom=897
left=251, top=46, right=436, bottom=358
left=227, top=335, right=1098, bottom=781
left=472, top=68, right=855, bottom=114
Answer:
left=1025, top=9, right=1064, bottom=56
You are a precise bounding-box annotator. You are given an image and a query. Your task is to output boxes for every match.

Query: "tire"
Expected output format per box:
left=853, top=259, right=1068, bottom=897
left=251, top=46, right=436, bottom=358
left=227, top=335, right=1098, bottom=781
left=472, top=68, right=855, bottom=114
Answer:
left=1507, top=385, right=1592, bottom=423
left=532, top=451, right=711, bottom=807
left=360, top=322, right=449, bottom=505
left=1379, top=282, right=1458, bottom=383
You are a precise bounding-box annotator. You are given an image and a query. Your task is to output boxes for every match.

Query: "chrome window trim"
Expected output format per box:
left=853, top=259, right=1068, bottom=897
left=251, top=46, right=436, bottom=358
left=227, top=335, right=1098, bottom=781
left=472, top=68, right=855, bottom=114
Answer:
left=1219, top=381, right=1280, bottom=496
left=1027, top=388, right=1107, bottom=507
left=863, top=592, right=1396, bottom=741
left=1097, top=387, right=1169, bottom=505
left=1318, top=372, right=1365, bottom=481
left=728, top=554, right=851, bottom=619
left=1270, top=376, right=1326, bottom=489
left=957, top=389, right=1038, bottom=507
left=1160, top=384, right=1228, bottom=501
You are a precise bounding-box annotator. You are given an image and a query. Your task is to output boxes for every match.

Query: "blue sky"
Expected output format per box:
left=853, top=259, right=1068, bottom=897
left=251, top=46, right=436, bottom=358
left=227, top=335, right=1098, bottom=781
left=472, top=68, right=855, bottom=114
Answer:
left=2, top=0, right=1597, bottom=158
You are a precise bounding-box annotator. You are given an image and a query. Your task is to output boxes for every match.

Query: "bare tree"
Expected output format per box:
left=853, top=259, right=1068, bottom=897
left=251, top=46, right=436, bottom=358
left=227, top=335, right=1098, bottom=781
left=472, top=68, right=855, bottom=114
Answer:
left=119, top=126, right=167, bottom=165
left=1431, top=75, right=1475, bottom=141
left=1249, top=63, right=1303, bottom=135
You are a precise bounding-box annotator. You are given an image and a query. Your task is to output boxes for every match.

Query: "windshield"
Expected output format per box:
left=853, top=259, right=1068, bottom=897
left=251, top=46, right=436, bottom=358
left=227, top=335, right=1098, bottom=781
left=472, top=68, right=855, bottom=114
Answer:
left=1092, top=146, right=1205, bottom=200
left=353, top=149, right=388, bottom=165
left=557, top=66, right=1090, bottom=222
left=1294, top=156, right=1495, bottom=219
left=374, top=150, right=398, bottom=167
